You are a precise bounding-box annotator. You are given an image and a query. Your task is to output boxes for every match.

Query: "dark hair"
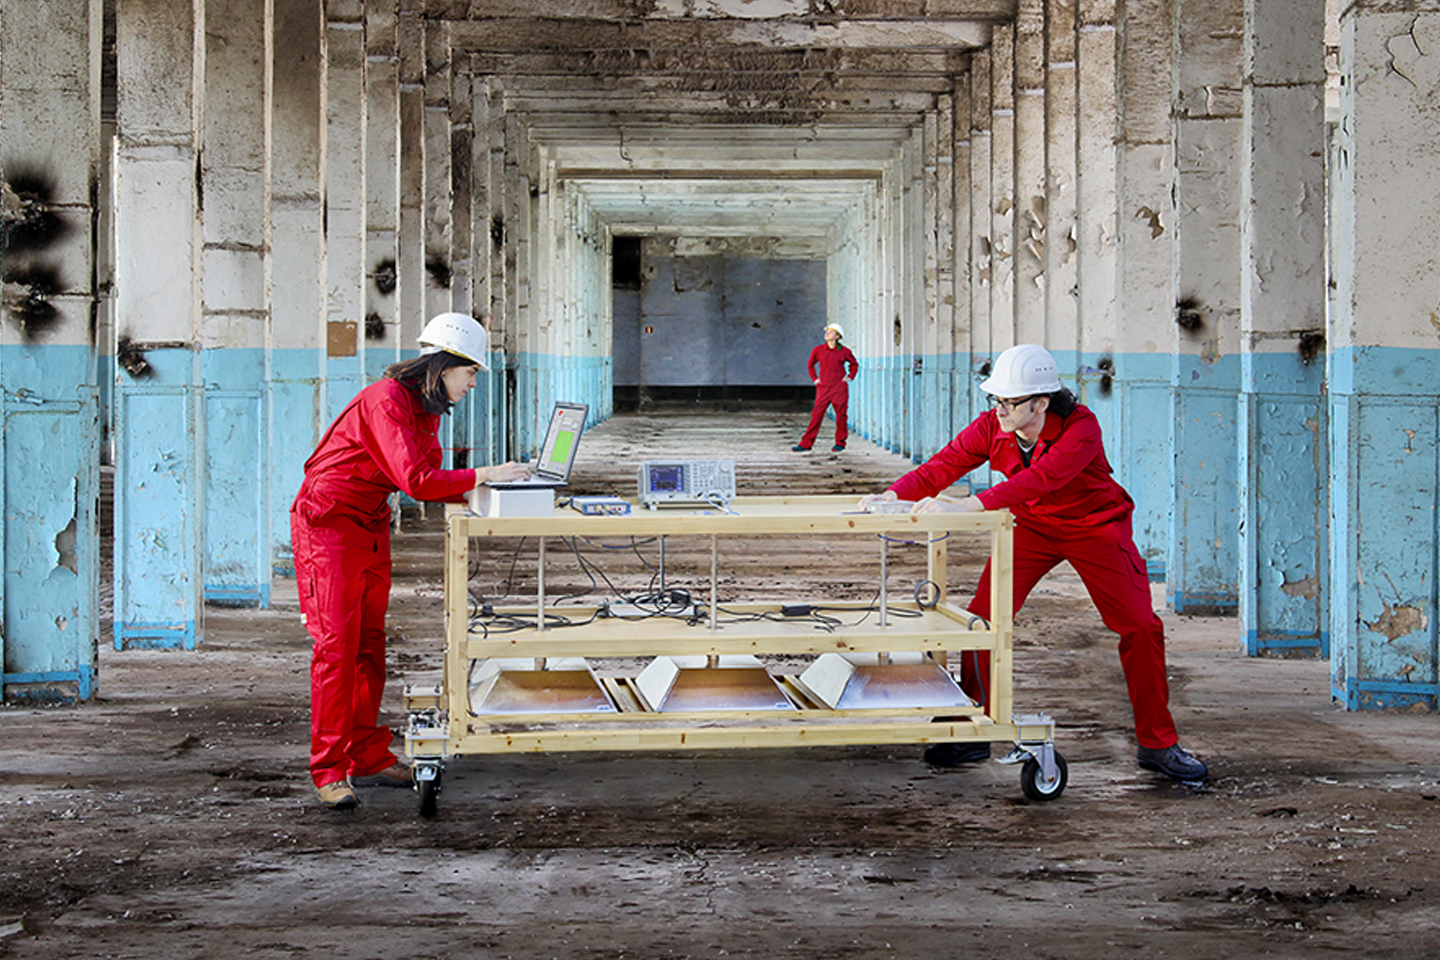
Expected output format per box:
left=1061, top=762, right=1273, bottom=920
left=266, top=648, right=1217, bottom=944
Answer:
left=385, top=352, right=474, bottom=416
left=1044, top=386, right=1078, bottom=419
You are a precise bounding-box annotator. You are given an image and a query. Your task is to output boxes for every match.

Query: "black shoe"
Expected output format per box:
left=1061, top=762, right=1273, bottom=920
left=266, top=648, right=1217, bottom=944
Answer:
left=1137, top=744, right=1208, bottom=781
left=831, top=444, right=845, bottom=452
left=791, top=444, right=812, bottom=452
left=923, top=741, right=991, bottom=768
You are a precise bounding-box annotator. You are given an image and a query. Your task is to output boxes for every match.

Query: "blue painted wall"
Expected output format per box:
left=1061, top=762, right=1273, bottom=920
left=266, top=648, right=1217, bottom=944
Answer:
left=113, top=347, right=202, bottom=650
left=0, top=343, right=100, bottom=701
left=1330, top=346, right=1438, bottom=710
left=1241, top=351, right=1327, bottom=658
left=203, top=348, right=269, bottom=608
left=1170, top=351, right=1242, bottom=613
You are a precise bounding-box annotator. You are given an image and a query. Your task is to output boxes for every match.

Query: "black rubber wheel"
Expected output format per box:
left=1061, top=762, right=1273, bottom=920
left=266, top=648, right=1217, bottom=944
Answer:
left=417, top=771, right=441, bottom=819
left=1020, top=753, right=1068, bottom=801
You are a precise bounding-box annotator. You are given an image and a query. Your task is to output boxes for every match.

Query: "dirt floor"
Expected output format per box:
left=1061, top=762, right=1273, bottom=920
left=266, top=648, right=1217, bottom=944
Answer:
left=4, top=412, right=1440, bottom=959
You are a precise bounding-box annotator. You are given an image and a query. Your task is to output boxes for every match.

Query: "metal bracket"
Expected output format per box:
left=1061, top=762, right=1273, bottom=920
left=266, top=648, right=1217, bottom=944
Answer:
left=1005, top=711, right=1059, bottom=782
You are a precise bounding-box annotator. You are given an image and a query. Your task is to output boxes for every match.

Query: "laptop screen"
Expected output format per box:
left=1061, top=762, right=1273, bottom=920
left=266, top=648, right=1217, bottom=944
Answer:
left=534, top=401, right=588, bottom=482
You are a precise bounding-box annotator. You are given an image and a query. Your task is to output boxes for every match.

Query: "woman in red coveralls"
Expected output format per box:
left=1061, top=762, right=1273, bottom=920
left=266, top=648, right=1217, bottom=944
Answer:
left=793, top=323, right=858, bottom=453
left=861, top=344, right=1207, bottom=783
left=292, top=313, right=530, bottom=809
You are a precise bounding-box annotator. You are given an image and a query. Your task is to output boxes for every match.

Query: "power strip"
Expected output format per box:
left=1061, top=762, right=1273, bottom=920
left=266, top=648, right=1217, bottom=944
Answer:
left=600, top=600, right=697, bottom=619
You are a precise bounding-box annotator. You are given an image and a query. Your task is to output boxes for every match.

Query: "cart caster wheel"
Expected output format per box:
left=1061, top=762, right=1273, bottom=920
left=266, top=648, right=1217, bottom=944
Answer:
left=1020, top=753, right=1068, bottom=801
left=416, top=768, right=442, bottom=819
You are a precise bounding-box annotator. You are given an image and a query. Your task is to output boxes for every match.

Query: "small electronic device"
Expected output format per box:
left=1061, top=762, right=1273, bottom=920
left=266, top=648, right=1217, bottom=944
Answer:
left=570, top=495, right=632, bottom=516
left=637, top=459, right=737, bottom=509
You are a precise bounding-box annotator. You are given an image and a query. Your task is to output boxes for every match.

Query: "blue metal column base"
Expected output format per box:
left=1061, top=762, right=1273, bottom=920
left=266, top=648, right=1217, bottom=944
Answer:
left=2, top=666, right=96, bottom=703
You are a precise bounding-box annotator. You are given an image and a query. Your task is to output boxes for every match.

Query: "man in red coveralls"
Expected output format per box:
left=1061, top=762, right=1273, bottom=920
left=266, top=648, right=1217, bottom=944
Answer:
left=291, top=313, right=530, bottom=809
left=861, top=344, right=1207, bottom=782
left=793, top=322, right=859, bottom=453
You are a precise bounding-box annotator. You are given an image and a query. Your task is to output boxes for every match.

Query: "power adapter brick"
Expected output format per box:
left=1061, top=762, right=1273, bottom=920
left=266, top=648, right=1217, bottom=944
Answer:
left=780, top=603, right=815, bottom=617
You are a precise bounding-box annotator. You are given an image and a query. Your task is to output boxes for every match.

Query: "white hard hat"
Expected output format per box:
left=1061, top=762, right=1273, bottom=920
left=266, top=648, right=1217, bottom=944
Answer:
left=824, top=323, right=844, bottom=338
left=418, top=312, right=490, bottom=370
left=979, top=344, right=1062, bottom=396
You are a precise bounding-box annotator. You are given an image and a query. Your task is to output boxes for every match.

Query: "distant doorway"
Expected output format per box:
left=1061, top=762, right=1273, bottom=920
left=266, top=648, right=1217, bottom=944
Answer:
left=612, top=237, right=822, bottom=412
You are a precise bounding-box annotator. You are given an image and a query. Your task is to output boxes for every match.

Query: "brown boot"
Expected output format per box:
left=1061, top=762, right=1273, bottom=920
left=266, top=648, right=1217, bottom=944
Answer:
left=316, top=779, right=359, bottom=809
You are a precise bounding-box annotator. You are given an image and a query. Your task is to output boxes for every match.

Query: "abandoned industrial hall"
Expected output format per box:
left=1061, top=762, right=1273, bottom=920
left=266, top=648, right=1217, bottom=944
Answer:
left=0, top=0, right=1434, bottom=727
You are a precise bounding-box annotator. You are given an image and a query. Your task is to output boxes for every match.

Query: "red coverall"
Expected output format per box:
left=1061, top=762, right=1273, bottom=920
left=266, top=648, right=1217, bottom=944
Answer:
left=290, top=378, right=475, bottom=788
left=799, top=342, right=859, bottom=448
left=887, top=403, right=1179, bottom=750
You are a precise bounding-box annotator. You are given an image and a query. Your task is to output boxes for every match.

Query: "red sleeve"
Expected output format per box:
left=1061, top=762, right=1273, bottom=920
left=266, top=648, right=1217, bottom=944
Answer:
left=888, top=414, right=994, bottom=501
left=807, top=345, right=821, bottom=382
left=360, top=384, right=476, bottom=503
left=843, top=347, right=858, bottom=380
left=974, top=413, right=1102, bottom=511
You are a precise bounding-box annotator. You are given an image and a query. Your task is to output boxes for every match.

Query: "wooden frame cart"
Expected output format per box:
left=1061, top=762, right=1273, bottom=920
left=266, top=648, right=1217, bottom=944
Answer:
left=403, top=495, right=1066, bottom=816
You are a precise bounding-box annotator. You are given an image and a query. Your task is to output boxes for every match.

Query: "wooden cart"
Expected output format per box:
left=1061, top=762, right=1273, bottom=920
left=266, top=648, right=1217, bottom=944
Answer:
left=403, top=495, right=1066, bottom=816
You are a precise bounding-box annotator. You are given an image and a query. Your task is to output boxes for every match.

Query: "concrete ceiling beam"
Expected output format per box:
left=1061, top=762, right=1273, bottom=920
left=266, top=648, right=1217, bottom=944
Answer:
left=445, top=17, right=992, bottom=54
left=466, top=49, right=969, bottom=77
left=430, top=0, right=1014, bottom=18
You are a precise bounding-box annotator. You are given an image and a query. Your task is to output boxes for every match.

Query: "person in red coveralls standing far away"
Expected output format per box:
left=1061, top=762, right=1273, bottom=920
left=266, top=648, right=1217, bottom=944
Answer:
left=859, top=343, right=1207, bottom=783
left=291, top=312, right=532, bottom=810
left=793, top=322, right=859, bottom=453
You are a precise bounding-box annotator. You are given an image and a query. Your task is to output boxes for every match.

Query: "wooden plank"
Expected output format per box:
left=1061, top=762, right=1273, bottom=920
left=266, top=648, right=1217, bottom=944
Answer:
left=449, top=495, right=1008, bottom=537
left=450, top=717, right=1012, bottom=754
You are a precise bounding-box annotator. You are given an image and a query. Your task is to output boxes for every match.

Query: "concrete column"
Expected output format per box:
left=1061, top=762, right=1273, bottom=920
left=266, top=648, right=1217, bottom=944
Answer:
left=269, top=0, right=326, bottom=573
left=1168, top=0, right=1244, bottom=615
left=1013, top=0, right=1048, bottom=343
left=0, top=0, right=103, bottom=697
left=202, top=0, right=273, bottom=608
left=364, top=0, right=401, bottom=382
left=325, top=0, right=366, bottom=423
left=507, top=114, right=540, bottom=452
left=967, top=53, right=995, bottom=426
left=1074, top=0, right=1118, bottom=426
left=1045, top=0, right=1080, bottom=358
left=923, top=91, right=957, bottom=455
left=396, top=0, right=426, bottom=352
left=1239, top=0, right=1329, bottom=655
left=471, top=76, right=505, bottom=459
left=1113, top=0, right=1175, bottom=577
left=450, top=67, right=475, bottom=317
left=988, top=25, right=1017, bottom=353
left=423, top=18, right=453, bottom=326
left=1329, top=2, right=1440, bottom=708
left=951, top=74, right=976, bottom=439
left=901, top=130, right=923, bottom=459
left=112, top=0, right=205, bottom=649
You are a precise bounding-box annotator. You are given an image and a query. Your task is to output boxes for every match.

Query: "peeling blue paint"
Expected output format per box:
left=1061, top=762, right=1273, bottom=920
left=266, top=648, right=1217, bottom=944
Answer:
left=1, top=343, right=100, bottom=700
left=113, top=347, right=202, bottom=651
left=1169, top=350, right=1242, bottom=613
left=1239, top=347, right=1329, bottom=658
left=1330, top=346, right=1440, bottom=708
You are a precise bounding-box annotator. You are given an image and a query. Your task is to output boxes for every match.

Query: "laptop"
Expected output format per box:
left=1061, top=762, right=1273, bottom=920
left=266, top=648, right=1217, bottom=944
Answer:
left=486, top=401, right=588, bottom=490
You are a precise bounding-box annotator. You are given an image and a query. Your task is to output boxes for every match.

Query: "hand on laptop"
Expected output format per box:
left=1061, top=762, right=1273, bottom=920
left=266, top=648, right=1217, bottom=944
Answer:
left=475, top=462, right=532, bottom=486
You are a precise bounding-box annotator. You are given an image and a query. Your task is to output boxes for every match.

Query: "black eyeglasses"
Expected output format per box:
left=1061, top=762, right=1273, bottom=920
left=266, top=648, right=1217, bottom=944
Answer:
left=989, top=395, right=1036, bottom=411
